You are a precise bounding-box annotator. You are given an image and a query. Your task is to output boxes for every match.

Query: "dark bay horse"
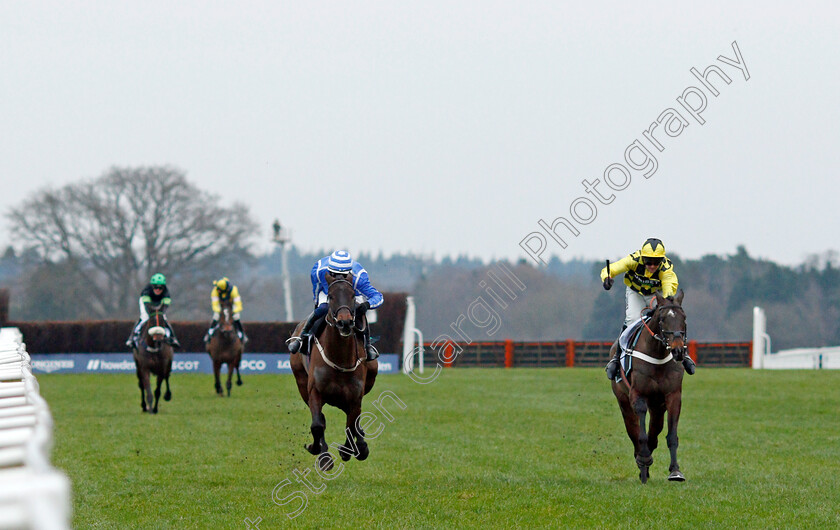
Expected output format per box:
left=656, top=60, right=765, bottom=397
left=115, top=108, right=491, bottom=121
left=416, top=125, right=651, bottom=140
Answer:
left=611, top=290, right=688, bottom=483
left=207, top=300, right=243, bottom=396
left=132, top=311, right=173, bottom=414
left=290, top=272, right=378, bottom=471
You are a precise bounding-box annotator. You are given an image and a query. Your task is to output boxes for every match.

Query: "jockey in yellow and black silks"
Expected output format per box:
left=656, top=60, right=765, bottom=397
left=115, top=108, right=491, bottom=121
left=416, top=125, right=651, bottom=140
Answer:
left=600, top=238, right=695, bottom=379
left=204, top=277, right=248, bottom=344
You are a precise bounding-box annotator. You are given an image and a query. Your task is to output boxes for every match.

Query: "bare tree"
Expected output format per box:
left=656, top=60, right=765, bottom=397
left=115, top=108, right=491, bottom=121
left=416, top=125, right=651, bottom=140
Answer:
left=7, top=166, right=259, bottom=319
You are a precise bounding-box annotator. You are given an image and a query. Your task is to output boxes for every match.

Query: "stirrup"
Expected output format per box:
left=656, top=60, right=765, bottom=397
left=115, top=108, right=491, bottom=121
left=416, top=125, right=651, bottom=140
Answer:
left=605, top=358, right=619, bottom=380
left=682, top=356, right=696, bottom=375
left=286, top=336, right=303, bottom=354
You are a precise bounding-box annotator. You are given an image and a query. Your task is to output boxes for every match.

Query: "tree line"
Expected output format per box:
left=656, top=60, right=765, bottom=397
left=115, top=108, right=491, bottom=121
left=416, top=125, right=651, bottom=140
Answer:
left=2, top=166, right=837, bottom=350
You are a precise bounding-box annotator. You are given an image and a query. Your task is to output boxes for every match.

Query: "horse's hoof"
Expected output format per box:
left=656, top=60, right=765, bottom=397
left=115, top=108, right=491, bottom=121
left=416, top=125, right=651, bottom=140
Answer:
left=151, top=409, right=158, bottom=415
left=164, top=391, right=171, bottom=401
left=236, top=380, right=243, bottom=386
left=317, top=453, right=334, bottom=472
left=337, top=445, right=353, bottom=461
left=305, top=443, right=320, bottom=456
left=668, top=470, right=685, bottom=482
left=355, top=443, right=369, bottom=461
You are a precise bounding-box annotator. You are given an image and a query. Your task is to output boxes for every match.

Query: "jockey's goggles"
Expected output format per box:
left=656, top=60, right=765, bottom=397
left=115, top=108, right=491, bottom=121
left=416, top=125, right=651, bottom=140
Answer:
left=643, top=257, right=663, bottom=266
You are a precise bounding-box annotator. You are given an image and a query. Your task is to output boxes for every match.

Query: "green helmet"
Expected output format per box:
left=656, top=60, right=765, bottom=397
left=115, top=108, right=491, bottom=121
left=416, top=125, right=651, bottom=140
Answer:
left=150, top=273, right=167, bottom=286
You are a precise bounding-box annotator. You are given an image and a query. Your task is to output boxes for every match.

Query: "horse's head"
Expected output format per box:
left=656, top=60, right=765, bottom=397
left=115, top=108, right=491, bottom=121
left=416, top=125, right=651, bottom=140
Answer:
left=326, top=271, right=356, bottom=337
left=143, top=312, right=167, bottom=351
left=653, top=290, right=687, bottom=361
left=219, top=303, right=234, bottom=336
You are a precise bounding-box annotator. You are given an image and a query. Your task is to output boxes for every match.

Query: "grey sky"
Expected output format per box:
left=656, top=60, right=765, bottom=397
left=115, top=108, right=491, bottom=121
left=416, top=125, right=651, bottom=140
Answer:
left=1, top=1, right=837, bottom=266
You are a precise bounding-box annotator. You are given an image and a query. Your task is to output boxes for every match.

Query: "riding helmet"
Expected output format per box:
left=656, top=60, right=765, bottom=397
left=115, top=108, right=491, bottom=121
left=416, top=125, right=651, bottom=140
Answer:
left=640, top=238, right=666, bottom=258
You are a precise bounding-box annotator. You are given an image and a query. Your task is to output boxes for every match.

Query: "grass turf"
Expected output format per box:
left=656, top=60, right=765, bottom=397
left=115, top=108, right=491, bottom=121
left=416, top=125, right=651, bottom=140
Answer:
left=37, top=368, right=840, bottom=529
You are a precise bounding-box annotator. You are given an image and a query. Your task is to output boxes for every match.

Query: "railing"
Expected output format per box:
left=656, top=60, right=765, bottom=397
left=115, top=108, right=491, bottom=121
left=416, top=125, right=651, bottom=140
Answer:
left=420, top=340, right=753, bottom=368
left=0, top=328, right=71, bottom=530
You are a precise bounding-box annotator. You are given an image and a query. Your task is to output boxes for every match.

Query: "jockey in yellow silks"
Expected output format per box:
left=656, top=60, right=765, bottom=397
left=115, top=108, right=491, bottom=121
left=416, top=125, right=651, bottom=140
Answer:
left=204, top=277, right=248, bottom=344
left=600, top=238, right=694, bottom=379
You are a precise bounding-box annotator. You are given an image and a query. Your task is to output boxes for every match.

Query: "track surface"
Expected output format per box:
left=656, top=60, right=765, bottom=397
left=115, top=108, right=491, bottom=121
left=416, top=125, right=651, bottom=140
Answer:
left=38, top=369, right=840, bottom=528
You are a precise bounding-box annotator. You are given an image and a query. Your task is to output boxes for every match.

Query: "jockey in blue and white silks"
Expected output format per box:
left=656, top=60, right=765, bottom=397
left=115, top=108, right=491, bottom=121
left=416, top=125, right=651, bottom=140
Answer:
left=287, top=250, right=384, bottom=361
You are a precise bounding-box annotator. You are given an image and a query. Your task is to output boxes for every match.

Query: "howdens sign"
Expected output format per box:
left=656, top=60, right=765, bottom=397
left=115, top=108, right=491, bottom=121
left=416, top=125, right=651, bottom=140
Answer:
left=30, top=353, right=400, bottom=375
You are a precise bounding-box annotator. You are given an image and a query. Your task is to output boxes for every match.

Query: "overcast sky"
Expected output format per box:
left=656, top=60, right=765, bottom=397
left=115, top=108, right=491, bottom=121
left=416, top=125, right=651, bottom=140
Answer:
left=1, top=1, right=838, bottom=266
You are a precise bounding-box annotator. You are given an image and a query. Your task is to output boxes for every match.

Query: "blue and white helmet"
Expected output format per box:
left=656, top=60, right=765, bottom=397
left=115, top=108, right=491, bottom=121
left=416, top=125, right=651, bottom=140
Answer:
left=327, top=250, right=353, bottom=273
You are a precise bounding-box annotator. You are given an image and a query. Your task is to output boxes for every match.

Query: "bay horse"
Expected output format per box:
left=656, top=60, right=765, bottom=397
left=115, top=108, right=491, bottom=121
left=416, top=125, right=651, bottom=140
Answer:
left=611, top=290, right=688, bottom=483
left=132, top=310, right=173, bottom=414
left=207, top=299, right=243, bottom=396
left=290, top=272, right=378, bottom=471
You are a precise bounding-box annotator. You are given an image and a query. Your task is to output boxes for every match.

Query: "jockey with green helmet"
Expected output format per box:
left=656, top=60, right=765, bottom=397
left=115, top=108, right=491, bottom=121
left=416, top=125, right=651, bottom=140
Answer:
left=600, top=238, right=695, bottom=379
left=125, top=273, right=181, bottom=349
left=204, top=277, right=248, bottom=344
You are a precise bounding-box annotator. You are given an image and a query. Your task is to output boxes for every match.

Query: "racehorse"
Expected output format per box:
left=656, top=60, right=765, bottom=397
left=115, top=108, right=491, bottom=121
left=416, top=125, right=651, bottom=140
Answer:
left=290, top=272, right=378, bottom=471
left=132, top=310, right=173, bottom=414
left=611, top=290, right=688, bottom=483
left=207, top=299, right=243, bottom=396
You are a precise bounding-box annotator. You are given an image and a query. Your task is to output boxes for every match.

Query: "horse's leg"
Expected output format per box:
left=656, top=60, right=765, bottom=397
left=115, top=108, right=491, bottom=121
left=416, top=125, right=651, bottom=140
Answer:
left=226, top=362, right=233, bottom=397
left=337, top=403, right=369, bottom=462
left=235, top=353, right=243, bottom=386
left=665, top=390, right=685, bottom=481
left=137, top=368, right=147, bottom=412
left=613, top=383, right=641, bottom=460
left=164, top=374, right=172, bottom=401
left=632, top=393, right=652, bottom=483
left=213, top=359, right=223, bottom=396
left=152, top=373, right=163, bottom=414
left=305, top=390, right=332, bottom=471
left=648, top=400, right=666, bottom=455
left=143, top=371, right=153, bottom=413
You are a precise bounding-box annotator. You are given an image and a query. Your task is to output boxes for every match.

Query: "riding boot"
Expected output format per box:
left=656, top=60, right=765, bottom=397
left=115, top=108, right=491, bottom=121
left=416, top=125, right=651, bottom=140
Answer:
left=126, top=320, right=141, bottom=348
left=287, top=312, right=318, bottom=354
left=363, top=326, right=378, bottom=361
left=204, top=319, right=218, bottom=343
left=605, top=324, right=628, bottom=380
left=165, top=324, right=181, bottom=349
left=233, top=319, right=248, bottom=344
left=682, top=355, right=696, bottom=375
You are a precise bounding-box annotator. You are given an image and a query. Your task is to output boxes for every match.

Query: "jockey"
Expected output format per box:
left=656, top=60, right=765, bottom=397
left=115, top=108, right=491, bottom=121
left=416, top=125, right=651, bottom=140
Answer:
left=286, top=250, right=384, bottom=361
left=600, top=238, right=695, bottom=379
left=204, top=277, right=248, bottom=344
left=125, top=273, right=181, bottom=349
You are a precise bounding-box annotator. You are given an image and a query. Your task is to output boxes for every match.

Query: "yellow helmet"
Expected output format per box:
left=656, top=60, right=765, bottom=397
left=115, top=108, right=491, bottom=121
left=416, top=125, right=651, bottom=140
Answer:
left=214, top=277, right=232, bottom=293
left=641, top=238, right=666, bottom=258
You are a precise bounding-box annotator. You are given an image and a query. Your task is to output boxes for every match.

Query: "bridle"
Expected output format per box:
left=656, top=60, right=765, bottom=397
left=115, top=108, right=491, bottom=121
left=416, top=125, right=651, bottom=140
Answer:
left=642, top=304, right=687, bottom=355
left=325, top=277, right=356, bottom=328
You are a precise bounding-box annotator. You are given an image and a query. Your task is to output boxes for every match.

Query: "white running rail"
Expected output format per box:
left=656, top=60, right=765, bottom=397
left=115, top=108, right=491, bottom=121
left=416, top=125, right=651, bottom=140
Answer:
left=752, top=307, right=840, bottom=369
left=0, top=328, right=71, bottom=530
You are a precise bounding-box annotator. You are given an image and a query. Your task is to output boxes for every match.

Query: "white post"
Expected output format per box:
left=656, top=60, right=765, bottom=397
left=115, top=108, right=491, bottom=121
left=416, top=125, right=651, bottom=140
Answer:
left=280, top=242, right=293, bottom=322
left=402, top=296, right=417, bottom=374
left=752, top=306, right=766, bottom=369
left=272, top=220, right=294, bottom=322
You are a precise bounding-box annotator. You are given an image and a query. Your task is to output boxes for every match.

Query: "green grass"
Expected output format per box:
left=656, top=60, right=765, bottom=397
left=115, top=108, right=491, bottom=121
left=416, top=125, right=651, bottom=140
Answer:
left=37, top=369, right=840, bottom=529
